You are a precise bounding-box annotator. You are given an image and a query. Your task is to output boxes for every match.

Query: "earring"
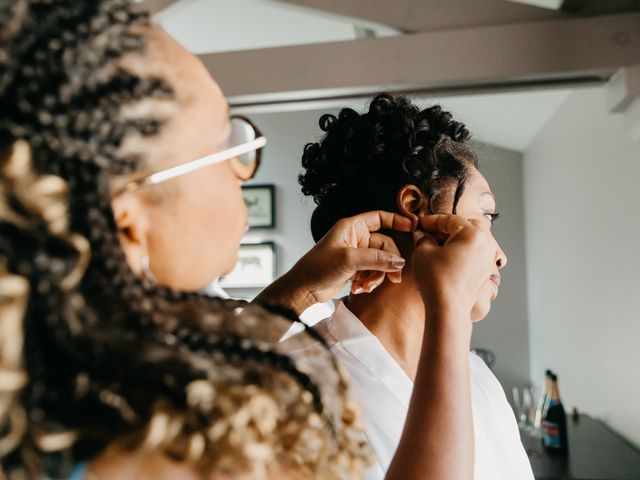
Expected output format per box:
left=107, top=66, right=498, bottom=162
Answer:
left=140, top=254, right=157, bottom=283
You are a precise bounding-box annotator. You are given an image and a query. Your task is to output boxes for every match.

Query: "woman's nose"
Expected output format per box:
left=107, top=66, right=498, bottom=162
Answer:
left=496, top=245, right=508, bottom=269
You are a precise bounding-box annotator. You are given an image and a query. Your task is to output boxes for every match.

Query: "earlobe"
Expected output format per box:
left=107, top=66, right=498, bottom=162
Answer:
left=396, top=185, right=428, bottom=223
left=110, top=194, right=148, bottom=275
left=112, top=195, right=136, bottom=242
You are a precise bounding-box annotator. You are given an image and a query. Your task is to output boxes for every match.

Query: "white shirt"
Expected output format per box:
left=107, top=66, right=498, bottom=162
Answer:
left=286, top=300, right=534, bottom=480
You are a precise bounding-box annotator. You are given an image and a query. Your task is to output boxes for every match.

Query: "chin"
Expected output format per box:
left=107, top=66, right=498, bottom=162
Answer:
left=470, top=300, right=492, bottom=322
left=222, top=249, right=239, bottom=277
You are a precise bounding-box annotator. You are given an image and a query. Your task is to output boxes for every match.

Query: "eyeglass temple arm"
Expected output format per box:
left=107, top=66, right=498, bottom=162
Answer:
left=117, top=136, right=267, bottom=193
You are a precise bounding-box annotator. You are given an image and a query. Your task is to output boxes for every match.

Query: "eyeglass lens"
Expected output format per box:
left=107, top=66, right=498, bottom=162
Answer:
left=230, top=117, right=258, bottom=168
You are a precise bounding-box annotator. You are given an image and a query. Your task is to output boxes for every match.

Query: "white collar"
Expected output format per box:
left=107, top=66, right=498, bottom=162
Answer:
left=202, top=279, right=231, bottom=299
left=328, top=299, right=414, bottom=407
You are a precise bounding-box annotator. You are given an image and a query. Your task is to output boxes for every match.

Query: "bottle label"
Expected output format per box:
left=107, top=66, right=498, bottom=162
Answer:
left=542, top=420, right=561, bottom=448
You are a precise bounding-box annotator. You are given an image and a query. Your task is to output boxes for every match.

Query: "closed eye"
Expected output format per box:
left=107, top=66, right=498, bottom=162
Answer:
left=484, top=212, right=500, bottom=225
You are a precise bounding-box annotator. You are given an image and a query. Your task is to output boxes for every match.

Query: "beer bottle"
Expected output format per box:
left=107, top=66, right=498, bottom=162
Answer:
left=541, top=373, right=568, bottom=455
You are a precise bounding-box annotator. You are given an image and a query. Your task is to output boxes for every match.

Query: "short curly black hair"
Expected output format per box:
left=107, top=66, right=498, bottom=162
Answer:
left=299, top=93, right=478, bottom=241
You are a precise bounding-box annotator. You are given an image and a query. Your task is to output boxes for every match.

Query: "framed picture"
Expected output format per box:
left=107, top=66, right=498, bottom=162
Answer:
left=243, top=184, right=275, bottom=229
left=219, top=242, right=276, bottom=289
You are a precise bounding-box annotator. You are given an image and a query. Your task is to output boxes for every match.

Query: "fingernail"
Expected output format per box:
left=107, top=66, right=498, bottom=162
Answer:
left=353, top=287, right=364, bottom=294
left=392, top=257, right=405, bottom=269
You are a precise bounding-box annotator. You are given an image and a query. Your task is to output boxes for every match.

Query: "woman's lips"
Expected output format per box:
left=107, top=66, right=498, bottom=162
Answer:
left=489, top=275, right=501, bottom=298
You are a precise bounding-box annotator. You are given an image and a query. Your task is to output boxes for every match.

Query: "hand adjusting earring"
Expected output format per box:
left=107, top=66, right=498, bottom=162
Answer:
left=140, top=254, right=157, bottom=283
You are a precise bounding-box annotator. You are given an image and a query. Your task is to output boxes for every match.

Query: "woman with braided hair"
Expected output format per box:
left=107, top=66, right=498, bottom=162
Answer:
left=1, top=1, right=483, bottom=479
left=290, top=94, right=534, bottom=479
left=2, top=139, right=372, bottom=480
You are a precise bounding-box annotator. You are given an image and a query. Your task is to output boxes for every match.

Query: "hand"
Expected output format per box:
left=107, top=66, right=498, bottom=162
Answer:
left=257, top=211, right=414, bottom=315
left=412, top=214, right=496, bottom=317
left=298, top=210, right=414, bottom=302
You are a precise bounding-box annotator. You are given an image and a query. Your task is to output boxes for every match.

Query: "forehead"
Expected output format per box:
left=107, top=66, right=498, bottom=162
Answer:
left=117, top=26, right=230, bottom=169
left=461, top=168, right=495, bottom=206
left=143, top=27, right=226, bottom=108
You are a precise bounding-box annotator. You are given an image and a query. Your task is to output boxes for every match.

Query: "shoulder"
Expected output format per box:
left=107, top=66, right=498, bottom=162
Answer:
left=468, top=351, right=512, bottom=406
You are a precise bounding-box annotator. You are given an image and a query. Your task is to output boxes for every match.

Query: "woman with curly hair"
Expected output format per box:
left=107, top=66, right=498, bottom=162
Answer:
left=0, top=1, right=488, bottom=479
left=292, top=94, right=534, bottom=480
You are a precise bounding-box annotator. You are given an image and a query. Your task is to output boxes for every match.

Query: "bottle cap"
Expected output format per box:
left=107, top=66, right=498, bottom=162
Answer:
left=550, top=373, right=558, bottom=381
left=545, top=369, right=553, bottom=376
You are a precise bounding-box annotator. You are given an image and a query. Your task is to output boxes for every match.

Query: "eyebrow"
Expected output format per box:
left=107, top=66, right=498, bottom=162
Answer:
left=480, top=191, right=496, bottom=200
left=480, top=191, right=497, bottom=208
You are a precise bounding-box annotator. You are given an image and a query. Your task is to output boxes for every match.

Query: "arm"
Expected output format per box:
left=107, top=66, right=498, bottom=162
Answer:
left=386, top=304, right=473, bottom=480
left=387, top=215, right=496, bottom=479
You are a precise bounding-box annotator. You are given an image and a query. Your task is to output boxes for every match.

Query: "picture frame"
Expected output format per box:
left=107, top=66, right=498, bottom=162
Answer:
left=219, top=242, right=276, bottom=289
left=243, top=184, right=275, bottom=229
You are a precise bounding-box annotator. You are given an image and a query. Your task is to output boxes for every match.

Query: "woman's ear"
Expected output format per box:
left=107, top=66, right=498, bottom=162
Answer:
left=396, top=185, right=428, bottom=224
left=110, top=193, right=150, bottom=275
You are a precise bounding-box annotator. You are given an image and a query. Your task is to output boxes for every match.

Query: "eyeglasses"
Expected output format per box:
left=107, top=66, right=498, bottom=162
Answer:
left=112, top=115, right=266, bottom=195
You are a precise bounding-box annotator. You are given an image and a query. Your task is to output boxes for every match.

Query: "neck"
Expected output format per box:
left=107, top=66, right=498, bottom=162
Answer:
left=346, top=274, right=425, bottom=381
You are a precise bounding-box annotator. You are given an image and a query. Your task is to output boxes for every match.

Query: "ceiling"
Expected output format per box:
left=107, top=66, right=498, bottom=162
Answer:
left=415, top=89, right=571, bottom=152
left=155, top=0, right=573, bottom=54
left=253, top=88, right=573, bottom=152
left=156, top=0, right=397, bottom=54
left=155, top=0, right=577, bottom=151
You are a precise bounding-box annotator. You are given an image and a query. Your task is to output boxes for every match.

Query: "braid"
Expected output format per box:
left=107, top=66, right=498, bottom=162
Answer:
left=0, top=2, right=370, bottom=478
left=179, top=332, right=326, bottom=417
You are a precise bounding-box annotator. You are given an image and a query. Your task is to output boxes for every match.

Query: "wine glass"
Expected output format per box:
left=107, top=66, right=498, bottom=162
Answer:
left=512, top=387, right=534, bottom=430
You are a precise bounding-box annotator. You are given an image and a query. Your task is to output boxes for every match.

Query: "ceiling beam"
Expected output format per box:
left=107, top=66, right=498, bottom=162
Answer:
left=199, top=13, right=640, bottom=109
left=274, top=0, right=567, bottom=33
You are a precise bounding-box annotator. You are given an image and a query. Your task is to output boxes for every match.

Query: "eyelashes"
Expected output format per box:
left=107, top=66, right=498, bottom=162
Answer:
left=484, top=212, right=500, bottom=225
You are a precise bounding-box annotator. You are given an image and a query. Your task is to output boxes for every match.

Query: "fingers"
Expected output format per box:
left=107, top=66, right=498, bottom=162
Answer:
left=368, top=232, right=402, bottom=255
left=419, top=214, right=473, bottom=235
left=355, top=210, right=415, bottom=234
left=351, top=270, right=386, bottom=294
left=368, top=233, right=403, bottom=284
left=419, top=214, right=495, bottom=267
left=345, top=247, right=406, bottom=273
left=348, top=232, right=405, bottom=282
left=347, top=242, right=406, bottom=294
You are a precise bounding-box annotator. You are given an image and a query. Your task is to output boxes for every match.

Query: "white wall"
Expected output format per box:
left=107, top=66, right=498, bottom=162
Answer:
left=230, top=108, right=531, bottom=395
left=524, top=87, right=640, bottom=447
left=472, top=144, right=531, bottom=396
